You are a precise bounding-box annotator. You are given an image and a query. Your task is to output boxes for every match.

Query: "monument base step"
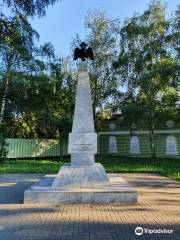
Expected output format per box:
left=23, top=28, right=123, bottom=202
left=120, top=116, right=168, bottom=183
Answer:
left=24, top=174, right=138, bottom=204
left=52, top=163, right=110, bottom=188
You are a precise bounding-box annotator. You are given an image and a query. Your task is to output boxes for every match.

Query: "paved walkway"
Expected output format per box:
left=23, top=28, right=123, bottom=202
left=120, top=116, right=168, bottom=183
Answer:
left=0, top=173, right=179, bottom=240
left=0, top=174, right=43, bottom=204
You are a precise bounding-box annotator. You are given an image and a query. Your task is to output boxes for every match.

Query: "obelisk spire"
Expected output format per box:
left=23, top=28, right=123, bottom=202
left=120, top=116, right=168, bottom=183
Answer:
left=72, top=62, right=94, bottom=133
left=68, top=62, right=97, bottom=166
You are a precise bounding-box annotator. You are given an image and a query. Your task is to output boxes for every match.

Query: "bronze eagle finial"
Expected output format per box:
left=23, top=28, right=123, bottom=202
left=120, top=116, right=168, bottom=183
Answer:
left=74, top=42, right=94, bottom=61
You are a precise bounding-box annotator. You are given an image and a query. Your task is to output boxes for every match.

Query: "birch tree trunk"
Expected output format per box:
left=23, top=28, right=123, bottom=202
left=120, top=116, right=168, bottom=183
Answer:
left=0, top=77, right=9, bottom=126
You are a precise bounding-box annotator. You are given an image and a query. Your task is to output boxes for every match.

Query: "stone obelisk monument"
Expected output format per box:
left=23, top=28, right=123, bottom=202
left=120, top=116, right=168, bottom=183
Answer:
left=24, top=43, right=137, bottom=204
left=52, top=62, right=110, bottom=188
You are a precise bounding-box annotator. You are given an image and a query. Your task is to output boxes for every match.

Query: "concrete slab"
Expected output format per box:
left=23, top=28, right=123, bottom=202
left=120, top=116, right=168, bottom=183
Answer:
left=24, top=174, right=137, bottom=204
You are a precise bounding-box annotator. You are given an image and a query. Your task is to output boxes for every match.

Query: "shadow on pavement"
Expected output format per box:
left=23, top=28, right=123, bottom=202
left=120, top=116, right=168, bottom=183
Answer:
left=0, top=174, right=43, bottom=204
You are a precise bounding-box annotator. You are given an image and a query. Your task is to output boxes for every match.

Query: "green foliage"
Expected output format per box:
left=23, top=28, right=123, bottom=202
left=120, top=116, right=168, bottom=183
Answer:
left=0, top=157, right=179, bottom=181
left=2, top=0, right=59, bottom=17
left=2, top=59, right=76, bottom=138
left=114, top=1, right=179, bottom=110
left=169, top=4, right=180, bottom=57
left=72, top=10, right=121, bottom=121
left=98, top=156, right=180, bottom=181
left=0, top=0, right=59, bottom=42
left=0, top=0, right=75, bottom=139
left=0, top=159, right=64, bottom=174
left=113, top=1, right=179, bottom=156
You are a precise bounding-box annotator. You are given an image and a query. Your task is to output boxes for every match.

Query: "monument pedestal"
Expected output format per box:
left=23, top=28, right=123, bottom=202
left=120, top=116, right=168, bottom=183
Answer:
left=24, top=174, right=137, bottom=204
left=24, top=61, right=137, bottom=204
left=52, top=163, right=110, bottom=188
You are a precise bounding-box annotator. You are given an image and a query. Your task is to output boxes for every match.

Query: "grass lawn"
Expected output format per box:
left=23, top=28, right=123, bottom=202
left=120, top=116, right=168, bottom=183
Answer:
left=0, top=156, right=179, bottom=181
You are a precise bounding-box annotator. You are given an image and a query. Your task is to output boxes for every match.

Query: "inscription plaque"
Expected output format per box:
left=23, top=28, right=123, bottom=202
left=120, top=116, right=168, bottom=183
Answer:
left=68, top=133, right=97, bottom=153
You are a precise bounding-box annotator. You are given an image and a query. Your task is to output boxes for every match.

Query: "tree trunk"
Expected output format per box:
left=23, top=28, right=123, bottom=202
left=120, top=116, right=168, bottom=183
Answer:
left=0, top=77, right=9, bottom=126
left=59, top=136, right=63, bottom=161
left=92, top=77, right=98, bottom=127
left=149, top=125, right=156, bottom=160
left=17, top=118, right=28, bottom=138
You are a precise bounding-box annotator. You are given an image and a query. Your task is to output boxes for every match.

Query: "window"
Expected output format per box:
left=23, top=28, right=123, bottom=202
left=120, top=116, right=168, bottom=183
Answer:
left=130, top=136, right=140, bottom=154
left=166, top=135, right=177, bottom=155
left=108, top=136, right=118, bottom=153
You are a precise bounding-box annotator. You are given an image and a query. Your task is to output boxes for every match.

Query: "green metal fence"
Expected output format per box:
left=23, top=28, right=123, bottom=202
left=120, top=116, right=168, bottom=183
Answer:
left=6, top=138, right=68, bottom=159
left=5, top=129, right=180, bottom=159
left=98, top=130, right=180, bottom=158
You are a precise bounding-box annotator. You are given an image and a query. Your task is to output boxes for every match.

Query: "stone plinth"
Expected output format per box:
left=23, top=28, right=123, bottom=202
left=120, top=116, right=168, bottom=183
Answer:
left=52, top=163, right=110, bottom=188
left=24, top=174, right=137, bottom=204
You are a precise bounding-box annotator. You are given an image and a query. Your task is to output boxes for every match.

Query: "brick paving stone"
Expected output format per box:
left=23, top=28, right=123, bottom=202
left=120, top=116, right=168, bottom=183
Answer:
left=0, top=173, right=179, bottom=240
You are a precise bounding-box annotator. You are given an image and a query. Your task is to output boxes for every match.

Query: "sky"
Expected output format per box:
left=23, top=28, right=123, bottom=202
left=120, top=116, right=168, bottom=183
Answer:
left=30, top=0, right=179, bottom=56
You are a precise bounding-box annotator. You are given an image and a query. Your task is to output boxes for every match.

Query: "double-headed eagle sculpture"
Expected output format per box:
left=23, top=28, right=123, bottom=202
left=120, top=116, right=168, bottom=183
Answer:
left=74, top=42, right=94, bottom=61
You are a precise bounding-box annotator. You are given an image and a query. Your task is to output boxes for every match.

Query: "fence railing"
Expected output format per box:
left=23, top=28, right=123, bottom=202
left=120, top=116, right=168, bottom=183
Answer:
left=4, top=130, right=180, bottom=159
left=6, top=138, right=68, bottom=159
left=98, top=130, right=180, bottom=158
